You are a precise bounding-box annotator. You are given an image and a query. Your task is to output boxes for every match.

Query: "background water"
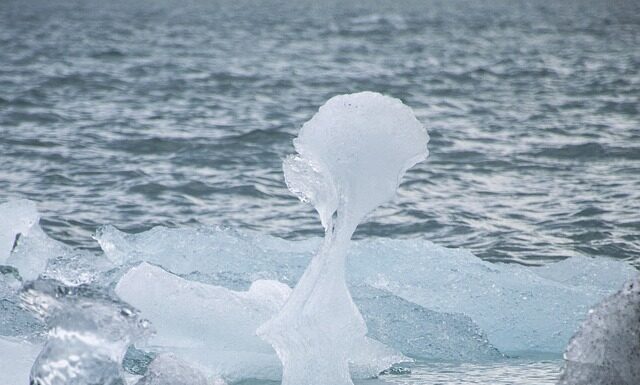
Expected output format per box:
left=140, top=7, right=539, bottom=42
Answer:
left=1, top=0, right=639, bottom=266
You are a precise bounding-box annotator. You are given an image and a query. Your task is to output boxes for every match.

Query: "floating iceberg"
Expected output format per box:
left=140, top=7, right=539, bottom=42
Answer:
left=558, top=275, right=640, bottom=385
left=115, top=262, right=406, bottom=382
left=350, top=243, right=637, bottom=355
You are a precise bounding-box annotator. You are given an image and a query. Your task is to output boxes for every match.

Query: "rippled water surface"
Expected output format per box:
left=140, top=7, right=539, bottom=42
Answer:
left=373, top=361, right=561, bottom=385
left=1, top=0, right=639, bottom=265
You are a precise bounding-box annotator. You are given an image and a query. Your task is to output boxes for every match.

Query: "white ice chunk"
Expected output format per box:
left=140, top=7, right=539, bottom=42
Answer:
left=258, top=92, right=428, bottom=385
left=354, top=242, right=638, bottom=354
left=558, top=275, right=640, bottom=385
left=115, top=262, right=406, bottom=382
left=0, top=337, right=41, bottom=385
left=0, top=199, right=39, bottom=264
left=7, top=225, right=72, bottom=281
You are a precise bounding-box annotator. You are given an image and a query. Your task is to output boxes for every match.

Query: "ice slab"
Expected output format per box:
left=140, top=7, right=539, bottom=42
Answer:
left=98, top=225, right=636, bottom=356
left=0, top=199, right=39, bottom=264
left=352, top=285, right=502, bottom=361
left=558, top=275, right=640, bottom=385
left=116, top=262, right=406, bottom=382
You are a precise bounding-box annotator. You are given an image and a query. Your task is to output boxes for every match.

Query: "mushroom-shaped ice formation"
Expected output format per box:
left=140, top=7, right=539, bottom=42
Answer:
left=257, top=92, right=428, bottom=385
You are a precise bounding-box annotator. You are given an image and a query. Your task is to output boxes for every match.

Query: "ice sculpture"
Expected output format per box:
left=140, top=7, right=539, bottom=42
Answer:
left=0, top=199, right=39, bottom=264
left=115, top=262, right=405, bottom=382
left=351, top=285, right=502, bottom=361
left=257, top=92, right=429, bottom=385
left=558, top=275, right=640, bottom=385
left=21, top=279, right=150, bottom=385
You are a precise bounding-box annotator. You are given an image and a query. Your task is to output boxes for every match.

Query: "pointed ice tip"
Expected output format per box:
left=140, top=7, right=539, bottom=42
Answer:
left=0, top=199, right=40, bottom=263
left=284, top=91, right=428, bottom=228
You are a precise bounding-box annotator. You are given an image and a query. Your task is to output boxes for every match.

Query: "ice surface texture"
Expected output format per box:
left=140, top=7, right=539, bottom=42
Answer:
left=258, top=92, right=429, bottom=385
left=558, top=275, right=640, bottom=385
left=21, top=279, right=151, bottom=385
left=116, top=262, right=405, bottom=382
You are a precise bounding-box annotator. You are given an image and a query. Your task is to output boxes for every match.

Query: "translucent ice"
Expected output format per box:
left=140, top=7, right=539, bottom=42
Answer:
left=0, top=199, right=39, bottom=264
left=21, top=279, right=151, bottom=385
left=352, top=285, right=502, bottom=361
left=115, top=262, right=405, bottom=382
left=97, top=225, right=636, bottom=356
left=258, top=92, right=428, bottom=385
left=558, top=275, right=640, bottom=385
left=135, top=353, right=226, bottom=385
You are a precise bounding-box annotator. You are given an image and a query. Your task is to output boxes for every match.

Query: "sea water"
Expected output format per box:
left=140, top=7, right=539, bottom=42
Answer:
left=1, top=0, right=638, bottom=265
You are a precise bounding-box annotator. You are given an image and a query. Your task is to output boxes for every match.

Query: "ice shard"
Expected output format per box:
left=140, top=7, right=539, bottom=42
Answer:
left=257, top=92, right=429, bottom=385
left=115, top=262, right=406, bottom=382
left=0, top=199, right=39, bottom=264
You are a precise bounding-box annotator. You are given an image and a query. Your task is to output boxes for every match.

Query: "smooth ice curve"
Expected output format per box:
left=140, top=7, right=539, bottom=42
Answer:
left=258, top=92, right=429, bottom=385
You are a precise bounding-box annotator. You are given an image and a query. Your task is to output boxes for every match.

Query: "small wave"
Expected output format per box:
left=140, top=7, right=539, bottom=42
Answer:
left=533, top=143, right=640, bottom=160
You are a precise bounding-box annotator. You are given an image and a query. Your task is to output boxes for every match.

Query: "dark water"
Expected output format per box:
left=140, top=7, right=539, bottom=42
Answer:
left=1, top=0, right=639, bottom=265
